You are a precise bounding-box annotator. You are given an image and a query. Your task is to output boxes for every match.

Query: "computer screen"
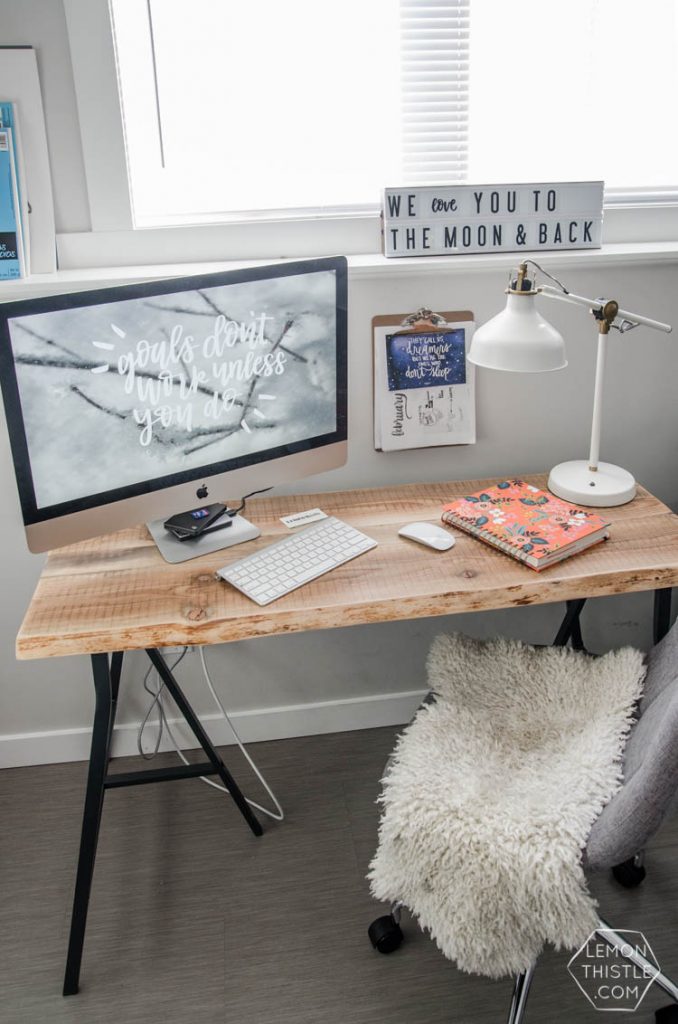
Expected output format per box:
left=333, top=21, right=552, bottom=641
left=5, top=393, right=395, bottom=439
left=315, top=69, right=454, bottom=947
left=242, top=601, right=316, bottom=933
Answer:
left=0, top=256, right=347, bottom=551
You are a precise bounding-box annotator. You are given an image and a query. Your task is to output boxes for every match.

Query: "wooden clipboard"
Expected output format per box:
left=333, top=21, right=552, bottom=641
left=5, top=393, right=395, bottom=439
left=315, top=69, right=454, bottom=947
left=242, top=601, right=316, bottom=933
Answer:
left=372, top=309, right=474, bottom=334
left=372, top=308, right=476, bottom=452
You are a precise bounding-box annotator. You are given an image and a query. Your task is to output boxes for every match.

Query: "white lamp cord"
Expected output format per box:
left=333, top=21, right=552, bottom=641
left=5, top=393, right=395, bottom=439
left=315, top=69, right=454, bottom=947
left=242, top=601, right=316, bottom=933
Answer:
left=137, top=647, right=284, bottom=821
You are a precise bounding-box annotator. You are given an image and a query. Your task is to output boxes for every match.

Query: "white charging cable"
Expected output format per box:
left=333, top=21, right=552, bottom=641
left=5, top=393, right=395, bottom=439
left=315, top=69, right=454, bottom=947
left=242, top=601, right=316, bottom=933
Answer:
left=137, top=647, right=284, bottom=821
left=137, top=648, right=189, bottom=758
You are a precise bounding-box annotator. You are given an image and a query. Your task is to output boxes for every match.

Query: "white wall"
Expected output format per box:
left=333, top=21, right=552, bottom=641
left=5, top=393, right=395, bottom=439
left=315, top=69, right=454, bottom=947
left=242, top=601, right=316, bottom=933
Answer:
left=1, top=0, right=90, bottom=233
left=1, top=261, right=676, bottom=766
left=0, top=2, right=676, bottom=767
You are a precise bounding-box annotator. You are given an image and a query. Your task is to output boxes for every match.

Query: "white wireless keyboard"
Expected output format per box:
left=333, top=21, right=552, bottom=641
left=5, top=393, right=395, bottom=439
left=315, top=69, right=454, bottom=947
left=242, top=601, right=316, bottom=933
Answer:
left=217, top=516, right=377, bottom=605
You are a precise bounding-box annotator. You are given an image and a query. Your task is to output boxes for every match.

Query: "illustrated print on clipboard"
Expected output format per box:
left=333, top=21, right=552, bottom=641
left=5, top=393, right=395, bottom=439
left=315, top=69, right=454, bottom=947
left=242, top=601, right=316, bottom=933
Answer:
left=385, top=329, right=467, bottom=391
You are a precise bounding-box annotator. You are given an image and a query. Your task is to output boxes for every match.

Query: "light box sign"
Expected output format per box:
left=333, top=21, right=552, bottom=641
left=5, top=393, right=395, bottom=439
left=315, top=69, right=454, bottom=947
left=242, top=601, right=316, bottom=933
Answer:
left=382, top=181, right=604, bottom=258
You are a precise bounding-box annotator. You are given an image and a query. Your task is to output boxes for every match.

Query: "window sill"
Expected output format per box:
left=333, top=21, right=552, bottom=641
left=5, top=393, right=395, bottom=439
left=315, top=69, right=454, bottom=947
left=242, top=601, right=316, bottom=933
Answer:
left=2, top=240, right=678, bottom=301
left=348, top=241, right=678, bottom=276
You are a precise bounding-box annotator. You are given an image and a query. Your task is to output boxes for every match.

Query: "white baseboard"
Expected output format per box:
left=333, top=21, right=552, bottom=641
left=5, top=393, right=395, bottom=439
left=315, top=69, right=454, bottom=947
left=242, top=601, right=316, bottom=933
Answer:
left=0, top=689, right=426, bottom=769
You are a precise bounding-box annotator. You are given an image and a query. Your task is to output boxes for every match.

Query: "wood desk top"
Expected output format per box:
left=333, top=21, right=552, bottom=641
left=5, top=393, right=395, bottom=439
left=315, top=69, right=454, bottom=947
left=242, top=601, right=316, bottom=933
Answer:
left=16, top=475, right=678, bottom=659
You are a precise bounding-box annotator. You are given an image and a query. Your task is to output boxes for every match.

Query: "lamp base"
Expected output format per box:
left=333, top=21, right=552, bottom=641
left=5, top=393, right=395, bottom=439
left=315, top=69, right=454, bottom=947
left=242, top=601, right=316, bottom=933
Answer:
left=548, top=460, right=636, bottom=507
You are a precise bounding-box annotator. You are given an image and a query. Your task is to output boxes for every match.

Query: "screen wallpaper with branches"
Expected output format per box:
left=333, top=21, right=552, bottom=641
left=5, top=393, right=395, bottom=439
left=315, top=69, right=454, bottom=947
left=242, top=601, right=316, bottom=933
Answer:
left=7, top=270, right=338, bottom=509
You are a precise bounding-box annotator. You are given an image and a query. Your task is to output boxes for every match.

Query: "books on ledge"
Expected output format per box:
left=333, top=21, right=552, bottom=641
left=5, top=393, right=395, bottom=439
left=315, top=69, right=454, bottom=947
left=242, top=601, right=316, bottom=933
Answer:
left=442, top=480, right=610, bottom=570
left=0, top=101, right=27, bottom=279
left=0, top=48, right=59, bottom=277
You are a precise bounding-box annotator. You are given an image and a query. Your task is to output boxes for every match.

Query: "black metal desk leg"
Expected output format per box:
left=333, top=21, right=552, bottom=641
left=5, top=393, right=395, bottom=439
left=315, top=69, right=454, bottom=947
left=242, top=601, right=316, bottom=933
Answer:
left=107, top=651, right=123, bottom=749
left=653, top=588, right=673, bottom=644
left=554, top=599, right=587, bottom=648
left=569, top=611, right=585, bottom=651
left=146, top=648, right=262, bottom=837
left=63, top=653, right=116, bottom=996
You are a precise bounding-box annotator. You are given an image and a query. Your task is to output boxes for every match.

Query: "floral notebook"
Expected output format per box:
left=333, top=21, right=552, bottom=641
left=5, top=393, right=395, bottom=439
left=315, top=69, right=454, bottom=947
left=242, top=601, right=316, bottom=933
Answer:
left=441, top=480, right=610, bottom=571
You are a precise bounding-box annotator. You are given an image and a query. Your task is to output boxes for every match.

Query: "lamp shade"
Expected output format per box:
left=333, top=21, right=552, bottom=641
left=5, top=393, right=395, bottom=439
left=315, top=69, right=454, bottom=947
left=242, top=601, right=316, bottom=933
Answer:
left=468, top=293, right=567, bottom=373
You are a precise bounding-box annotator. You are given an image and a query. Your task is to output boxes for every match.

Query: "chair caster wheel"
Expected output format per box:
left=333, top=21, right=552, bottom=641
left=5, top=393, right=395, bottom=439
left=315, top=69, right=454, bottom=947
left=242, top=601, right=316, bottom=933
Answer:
left=368, top=914, right=404, bottom=954
left=612, top=857, right=646, bottom=888
left=655, top=1005, right=678, bottom=1023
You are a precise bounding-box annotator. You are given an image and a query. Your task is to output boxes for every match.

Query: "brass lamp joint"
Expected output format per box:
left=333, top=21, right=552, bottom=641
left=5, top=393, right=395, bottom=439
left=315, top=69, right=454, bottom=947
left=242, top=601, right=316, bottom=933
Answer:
left=592, top=299, right=619, bottom=334
left=506, top=262, right=539, bottom=296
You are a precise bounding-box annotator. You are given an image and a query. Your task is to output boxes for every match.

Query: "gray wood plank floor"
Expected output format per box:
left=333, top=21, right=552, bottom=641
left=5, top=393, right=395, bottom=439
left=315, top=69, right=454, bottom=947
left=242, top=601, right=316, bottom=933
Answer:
left=1, top=727, right=677, bottom=1024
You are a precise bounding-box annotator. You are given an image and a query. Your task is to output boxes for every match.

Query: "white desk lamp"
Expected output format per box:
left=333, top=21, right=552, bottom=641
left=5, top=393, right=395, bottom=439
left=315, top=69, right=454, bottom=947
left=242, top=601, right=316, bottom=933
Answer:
left=468, top=260, right=672, bottom=506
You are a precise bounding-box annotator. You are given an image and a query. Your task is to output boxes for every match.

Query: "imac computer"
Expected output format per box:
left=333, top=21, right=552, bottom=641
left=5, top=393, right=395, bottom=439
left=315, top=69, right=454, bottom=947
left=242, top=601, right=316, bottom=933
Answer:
left=0, top=256, right=348, bottom=558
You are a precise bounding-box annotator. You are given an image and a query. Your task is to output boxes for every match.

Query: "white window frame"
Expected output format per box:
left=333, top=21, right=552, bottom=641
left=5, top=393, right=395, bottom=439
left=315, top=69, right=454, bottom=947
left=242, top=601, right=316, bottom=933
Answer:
left=63, top=0, right=678, bottom=269
left=64, top=0, right=132, bottom=232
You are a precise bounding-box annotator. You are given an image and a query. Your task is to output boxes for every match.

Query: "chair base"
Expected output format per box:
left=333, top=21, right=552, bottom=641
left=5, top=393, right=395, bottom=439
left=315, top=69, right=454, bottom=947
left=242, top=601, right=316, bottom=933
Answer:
left=612, top=855, right=647, bottom=888
left=505, top=921, right=678, bottom=1024
left=507, top=964, right=535, bottom=1024
left=368, top=914, right=404, bottom=954
left=656, top=1005, right=678, bottom=1023
left=612, top=850, right=646, bottom=888
left=366, top=910, right=678, bottom=1022
left=597, top=920, right=678, bottom=1004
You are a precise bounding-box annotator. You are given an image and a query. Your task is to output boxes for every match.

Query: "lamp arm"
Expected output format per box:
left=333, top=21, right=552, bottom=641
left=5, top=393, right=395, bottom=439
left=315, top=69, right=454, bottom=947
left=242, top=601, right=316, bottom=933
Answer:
left=539, top=284, right=672, bottom=334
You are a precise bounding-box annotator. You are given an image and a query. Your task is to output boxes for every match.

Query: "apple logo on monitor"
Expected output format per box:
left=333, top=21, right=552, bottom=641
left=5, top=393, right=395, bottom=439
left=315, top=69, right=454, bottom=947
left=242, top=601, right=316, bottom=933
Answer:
left=196, top=484, right=208, bottom=499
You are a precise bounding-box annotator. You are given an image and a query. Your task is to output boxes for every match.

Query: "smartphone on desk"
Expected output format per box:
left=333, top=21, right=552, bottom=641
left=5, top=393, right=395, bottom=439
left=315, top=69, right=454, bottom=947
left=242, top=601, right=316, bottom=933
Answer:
left=164, top=503, right=229, bottom=539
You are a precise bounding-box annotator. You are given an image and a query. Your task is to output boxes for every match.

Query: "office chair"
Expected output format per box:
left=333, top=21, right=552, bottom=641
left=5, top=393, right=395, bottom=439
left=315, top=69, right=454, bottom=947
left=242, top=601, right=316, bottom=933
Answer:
left=368, top=618, right=678, bottom=1024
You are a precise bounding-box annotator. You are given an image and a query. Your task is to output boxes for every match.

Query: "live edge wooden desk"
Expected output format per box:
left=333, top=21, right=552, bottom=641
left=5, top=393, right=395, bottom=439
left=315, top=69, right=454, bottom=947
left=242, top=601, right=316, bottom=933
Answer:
left=16, top=475, right=678, bottom=995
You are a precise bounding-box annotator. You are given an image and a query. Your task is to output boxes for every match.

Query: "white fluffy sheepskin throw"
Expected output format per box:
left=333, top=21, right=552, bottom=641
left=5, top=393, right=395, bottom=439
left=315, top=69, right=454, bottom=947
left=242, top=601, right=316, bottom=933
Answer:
left=369, top=633, right=646, bottom=978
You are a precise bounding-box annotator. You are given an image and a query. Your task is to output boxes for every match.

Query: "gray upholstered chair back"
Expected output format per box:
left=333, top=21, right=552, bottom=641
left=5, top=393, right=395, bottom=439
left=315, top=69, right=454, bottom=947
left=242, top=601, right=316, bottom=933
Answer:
left=585, top=614, right=678, bottom=870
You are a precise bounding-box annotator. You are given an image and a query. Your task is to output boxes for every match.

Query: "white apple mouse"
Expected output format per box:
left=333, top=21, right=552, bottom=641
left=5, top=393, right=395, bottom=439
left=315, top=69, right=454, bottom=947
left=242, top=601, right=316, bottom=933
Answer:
left=398, top=522, right=456, bottom=551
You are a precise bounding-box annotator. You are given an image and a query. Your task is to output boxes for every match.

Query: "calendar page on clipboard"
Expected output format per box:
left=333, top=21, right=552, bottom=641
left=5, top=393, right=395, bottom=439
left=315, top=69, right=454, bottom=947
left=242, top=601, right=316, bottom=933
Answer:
left=373, top=311, right=476, bottom=451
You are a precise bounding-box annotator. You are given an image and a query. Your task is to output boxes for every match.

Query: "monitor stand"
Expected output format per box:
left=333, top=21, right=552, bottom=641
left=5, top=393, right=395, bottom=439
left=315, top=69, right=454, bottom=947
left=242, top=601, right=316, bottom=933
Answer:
left=146, top=514, right=261, bottom=564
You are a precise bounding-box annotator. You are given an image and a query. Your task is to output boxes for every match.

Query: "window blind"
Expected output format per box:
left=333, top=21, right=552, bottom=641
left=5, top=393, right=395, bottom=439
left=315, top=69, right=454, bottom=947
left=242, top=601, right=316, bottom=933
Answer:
left=400, top=0, right=470, bottom=185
